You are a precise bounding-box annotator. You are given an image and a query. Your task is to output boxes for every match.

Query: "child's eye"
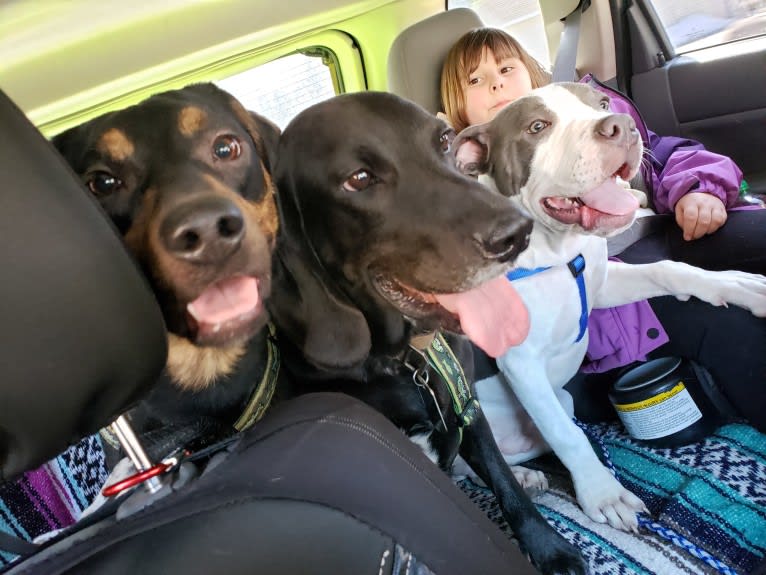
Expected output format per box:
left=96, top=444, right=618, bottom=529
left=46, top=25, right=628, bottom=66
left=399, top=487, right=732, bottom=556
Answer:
left=468, top=77, right=480, bottom=86
left=500, top=66, right=514, bottom=74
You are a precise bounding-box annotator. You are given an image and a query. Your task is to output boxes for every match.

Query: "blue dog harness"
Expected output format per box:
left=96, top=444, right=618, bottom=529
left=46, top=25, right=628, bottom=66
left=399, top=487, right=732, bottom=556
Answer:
left=506, top=254, right=588, bottom=343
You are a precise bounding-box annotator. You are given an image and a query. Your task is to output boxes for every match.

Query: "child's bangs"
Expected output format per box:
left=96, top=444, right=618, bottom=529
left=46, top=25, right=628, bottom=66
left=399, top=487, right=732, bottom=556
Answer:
left=487, top=34, right=523, bottom=63
left=461, top=29, right=523, bottom=75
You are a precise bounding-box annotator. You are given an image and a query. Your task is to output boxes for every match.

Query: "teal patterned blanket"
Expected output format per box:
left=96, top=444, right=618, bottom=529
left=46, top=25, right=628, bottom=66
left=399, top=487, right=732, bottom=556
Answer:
left=459, top=422, right=766, bottom=575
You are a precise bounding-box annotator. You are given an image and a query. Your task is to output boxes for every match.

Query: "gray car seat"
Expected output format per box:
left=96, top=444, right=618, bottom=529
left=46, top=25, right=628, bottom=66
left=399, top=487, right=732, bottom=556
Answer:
left=388, top=7, right=483, bottom=115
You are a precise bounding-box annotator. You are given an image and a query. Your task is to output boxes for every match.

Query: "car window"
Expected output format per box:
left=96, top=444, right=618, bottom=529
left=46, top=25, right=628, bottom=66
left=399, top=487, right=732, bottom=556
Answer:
left=646, top=0, right=766, bottom=53
left=216, top=50, right=338, bottom=130
left=448, top=0, right=550, bottom=66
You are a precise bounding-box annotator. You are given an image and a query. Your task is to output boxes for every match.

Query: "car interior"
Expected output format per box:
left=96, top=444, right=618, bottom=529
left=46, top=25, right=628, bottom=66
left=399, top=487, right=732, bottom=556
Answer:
left=1, top=0, right=765, bottom=573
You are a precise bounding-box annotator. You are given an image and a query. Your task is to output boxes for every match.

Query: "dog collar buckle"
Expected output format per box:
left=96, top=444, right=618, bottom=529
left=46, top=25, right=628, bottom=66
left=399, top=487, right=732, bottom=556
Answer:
left=508, top=254, right=589, bottom=343
left=567, top=254, right=586, bottom=278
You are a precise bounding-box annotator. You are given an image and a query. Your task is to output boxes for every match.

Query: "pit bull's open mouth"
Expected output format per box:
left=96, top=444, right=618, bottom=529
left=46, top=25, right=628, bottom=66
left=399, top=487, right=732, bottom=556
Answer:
left=374, top=273, right=530, bottom=358
left=541, top=165, right=639, bottom=232
left=186, top=275, right=267, bottom=346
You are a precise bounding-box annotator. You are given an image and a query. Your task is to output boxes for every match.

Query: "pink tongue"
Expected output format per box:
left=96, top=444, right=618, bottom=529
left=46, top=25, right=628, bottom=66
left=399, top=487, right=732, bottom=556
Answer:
left=187, top=276, right=260, bottom=325
left=435, top=275, right=529, bottom=358
left=581, top=180, right=639, bottom=215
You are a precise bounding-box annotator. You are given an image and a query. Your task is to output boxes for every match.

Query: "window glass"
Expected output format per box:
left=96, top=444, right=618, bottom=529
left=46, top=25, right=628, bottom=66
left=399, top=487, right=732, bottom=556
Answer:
left=216, top=51, right=337, bottom=130
left=646, top=0, right=766, bottom=53
left=448, top=0, right=550, bottom=67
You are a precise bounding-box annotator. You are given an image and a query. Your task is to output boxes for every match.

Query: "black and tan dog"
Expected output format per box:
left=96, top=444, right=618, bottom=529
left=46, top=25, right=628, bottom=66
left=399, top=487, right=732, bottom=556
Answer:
left=268, top=91, right=587, bottom=575
left=53, top=83, right=285, bottom=456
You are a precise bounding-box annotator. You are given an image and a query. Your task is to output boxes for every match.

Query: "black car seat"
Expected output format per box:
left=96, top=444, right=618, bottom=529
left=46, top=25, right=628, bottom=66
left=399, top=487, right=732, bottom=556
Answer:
left=0, top=88, right=537, bottom=575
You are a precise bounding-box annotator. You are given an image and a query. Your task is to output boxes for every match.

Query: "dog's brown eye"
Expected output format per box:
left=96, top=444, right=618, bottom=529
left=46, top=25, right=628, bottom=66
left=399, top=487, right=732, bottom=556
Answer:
left=527, top=120, right=550, bottom=134
left=213, top=135, right=242, bottom=161
left=343, top=169, right=374, bottom=192
left=440, top=130, right=455, bottom=153
left=86, top=172, right=122, bottom=197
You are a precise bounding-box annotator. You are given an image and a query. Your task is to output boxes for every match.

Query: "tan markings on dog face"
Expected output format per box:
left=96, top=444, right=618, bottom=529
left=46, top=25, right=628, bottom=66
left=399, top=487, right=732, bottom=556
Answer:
left=178, top=106, right=208, bottom=137
left=97, top=128, right=134, bottom=162
left=243, top=173, right=279, bottom=245
left=166, top=333, right=245, bottom=391
left=124, top=187, right=159, bottom=257
left=202, top=173, right=280, bottom=245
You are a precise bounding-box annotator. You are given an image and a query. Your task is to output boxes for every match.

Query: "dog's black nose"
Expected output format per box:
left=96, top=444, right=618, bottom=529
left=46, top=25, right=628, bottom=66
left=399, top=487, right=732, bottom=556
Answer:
left=596, top=114, right=637, bottom=146
left=475, top=216, right=533, bottom=263
left=160, top=196, right=245, bottom=263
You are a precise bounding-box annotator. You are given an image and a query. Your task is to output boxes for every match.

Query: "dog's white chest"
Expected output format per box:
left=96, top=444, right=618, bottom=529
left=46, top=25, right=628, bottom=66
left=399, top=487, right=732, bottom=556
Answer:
left=499, top=228, right=608, bottom=387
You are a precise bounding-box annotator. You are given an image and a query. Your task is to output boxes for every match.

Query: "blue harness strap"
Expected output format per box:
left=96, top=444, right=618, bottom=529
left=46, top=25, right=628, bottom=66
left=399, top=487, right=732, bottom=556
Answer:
left=506, top=254, right=588, bottom=343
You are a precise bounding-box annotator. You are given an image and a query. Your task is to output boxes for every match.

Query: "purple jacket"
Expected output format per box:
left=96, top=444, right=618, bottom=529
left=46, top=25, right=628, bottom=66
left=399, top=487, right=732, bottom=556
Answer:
left=580, top=74, right=744, bottom=373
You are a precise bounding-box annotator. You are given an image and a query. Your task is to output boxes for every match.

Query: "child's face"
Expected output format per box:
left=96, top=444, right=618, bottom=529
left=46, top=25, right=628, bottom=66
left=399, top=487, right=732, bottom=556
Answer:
left=464, top=48, right=533, bottom=127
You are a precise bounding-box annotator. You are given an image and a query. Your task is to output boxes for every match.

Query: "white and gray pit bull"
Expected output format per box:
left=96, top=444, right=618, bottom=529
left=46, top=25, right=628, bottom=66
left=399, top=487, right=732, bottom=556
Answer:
left=452, top=82, right=766, bottom=532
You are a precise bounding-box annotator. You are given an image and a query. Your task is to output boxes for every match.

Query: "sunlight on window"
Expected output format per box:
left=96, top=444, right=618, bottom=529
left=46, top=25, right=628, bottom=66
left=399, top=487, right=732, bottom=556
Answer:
left=648, top=0, right=766, bottom=53
left=216, top=52, right=337, bottom=130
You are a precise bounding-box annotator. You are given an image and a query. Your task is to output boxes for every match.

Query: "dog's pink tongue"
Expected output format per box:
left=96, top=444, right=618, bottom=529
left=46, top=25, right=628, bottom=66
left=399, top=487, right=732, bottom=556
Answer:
left=187, top=276, right=259, bottom=324
left=435, top=275, right=529, bottom=358
left=581, top=180, right=639, bottom=215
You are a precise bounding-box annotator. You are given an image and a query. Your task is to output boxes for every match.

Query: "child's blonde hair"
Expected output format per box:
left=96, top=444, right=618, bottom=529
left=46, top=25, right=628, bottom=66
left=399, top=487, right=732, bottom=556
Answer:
left=440, top=28, right=551, bottom=133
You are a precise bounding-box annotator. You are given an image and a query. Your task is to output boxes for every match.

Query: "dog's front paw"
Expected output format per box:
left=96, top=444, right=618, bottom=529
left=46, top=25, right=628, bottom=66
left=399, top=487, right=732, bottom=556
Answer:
left=521, top=528, right=589, bottom=575
left=575, top=471, right=647, bottom=532
left=694, top=269, right=766, bottom=316
left=510, top=465, right=549, bottom=493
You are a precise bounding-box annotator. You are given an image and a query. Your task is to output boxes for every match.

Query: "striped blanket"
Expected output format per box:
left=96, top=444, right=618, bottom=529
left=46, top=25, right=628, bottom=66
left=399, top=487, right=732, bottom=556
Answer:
left=459, top=421, right=766, bottom=575
left=0, top=435, right=108, bottom=567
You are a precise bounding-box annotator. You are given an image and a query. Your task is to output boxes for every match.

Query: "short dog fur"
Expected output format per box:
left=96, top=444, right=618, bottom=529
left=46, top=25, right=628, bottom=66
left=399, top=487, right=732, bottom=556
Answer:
left=268, top=91, right=587, bottom=575
left=53, top=83, right=285, bottom=455
left=454, top=82, right=766, bottom=531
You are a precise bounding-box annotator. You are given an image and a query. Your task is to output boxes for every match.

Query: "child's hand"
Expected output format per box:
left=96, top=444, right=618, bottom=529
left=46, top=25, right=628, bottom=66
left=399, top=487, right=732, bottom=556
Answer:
left=674, top=192, right=727, bottom=240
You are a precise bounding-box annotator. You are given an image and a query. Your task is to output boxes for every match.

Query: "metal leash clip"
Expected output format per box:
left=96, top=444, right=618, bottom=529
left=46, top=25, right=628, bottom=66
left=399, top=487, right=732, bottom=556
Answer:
left=404, top=346, right=448, bottom=433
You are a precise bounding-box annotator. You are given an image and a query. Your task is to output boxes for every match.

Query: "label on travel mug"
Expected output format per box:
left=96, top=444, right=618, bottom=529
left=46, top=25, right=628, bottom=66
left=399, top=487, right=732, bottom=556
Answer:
left=612, top=382, right=703, bottom=440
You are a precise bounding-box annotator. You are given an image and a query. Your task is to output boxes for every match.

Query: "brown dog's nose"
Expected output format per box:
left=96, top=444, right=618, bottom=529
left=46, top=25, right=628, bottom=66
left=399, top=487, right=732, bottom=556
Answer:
left=160, top=196, right=245, bottom=263
left=596, top=114, right=638, bottom=146
left=476, top=215, right=534, bottom=263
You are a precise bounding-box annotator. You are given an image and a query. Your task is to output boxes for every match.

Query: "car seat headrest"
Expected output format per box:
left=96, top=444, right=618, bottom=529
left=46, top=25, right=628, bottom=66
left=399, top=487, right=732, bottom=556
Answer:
left=0, top=90, right=167, bottom=481
left=387, top=8, right=484, bottom=115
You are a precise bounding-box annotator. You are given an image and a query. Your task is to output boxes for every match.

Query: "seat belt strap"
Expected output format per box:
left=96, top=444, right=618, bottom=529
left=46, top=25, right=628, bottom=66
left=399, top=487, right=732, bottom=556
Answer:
left=0, top=530, right=38, bottom=556
left=552, top=0, right=591, bottom=83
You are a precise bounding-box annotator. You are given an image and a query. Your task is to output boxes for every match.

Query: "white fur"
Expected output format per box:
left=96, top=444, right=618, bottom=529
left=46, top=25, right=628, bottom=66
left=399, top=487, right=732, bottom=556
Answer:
left=478, top=84, right=766, bottom=532
left=408, top=431, right=439, bottom=464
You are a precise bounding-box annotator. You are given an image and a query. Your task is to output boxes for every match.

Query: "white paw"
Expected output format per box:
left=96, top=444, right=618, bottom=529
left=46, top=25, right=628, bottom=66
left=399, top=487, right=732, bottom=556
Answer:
left=575, top=469, right=647, bottom=532
left=510, top=465, right=549, bottom=492
left=698, top=270, right=766, bottom=316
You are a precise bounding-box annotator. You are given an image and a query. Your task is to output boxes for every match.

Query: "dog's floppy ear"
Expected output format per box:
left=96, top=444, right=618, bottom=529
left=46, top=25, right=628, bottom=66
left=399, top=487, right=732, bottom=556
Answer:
left=453, top=123, right=491, bottom=177
left=51, top=123, right=89, bottom=167
left=246, top=111, right=280, bottom=173
left=226, top=95, right=281, bottom=173
left=270, top=171, right=372, bottom=372
left=272, top=244, right=372, bottom=372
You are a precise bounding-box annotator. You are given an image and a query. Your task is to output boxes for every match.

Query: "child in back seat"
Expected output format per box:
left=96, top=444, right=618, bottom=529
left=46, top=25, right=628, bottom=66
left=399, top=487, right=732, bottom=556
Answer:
left=440, top=27, right=766, bottom=432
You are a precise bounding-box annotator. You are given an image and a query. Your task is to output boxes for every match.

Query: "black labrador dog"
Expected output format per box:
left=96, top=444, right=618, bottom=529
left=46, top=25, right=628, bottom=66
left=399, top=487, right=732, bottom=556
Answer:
left=268, top=91, right=587, bottom=575
left=53, top=83, right=287, bottom=458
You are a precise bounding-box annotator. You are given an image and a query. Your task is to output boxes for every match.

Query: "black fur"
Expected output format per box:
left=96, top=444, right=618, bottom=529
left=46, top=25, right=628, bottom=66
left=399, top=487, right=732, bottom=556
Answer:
left=268, top=91, right=587, bottom=575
